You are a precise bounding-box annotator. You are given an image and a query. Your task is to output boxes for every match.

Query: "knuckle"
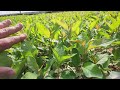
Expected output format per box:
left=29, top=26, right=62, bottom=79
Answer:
left=2, top=28, right=8, bottom=32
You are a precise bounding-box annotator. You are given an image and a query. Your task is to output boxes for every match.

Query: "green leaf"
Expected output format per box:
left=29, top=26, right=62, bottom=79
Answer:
left=112, top=41, right=120, bottom=46
left=21, top=72, right=38, bottom=79
left=72, top=20, right=81, bottom=35
left=36, top=57, right=44, bottom=68
left=61, top=70, right=76, bottom=79
left=52, top=47, right=76, bottom=65
left=36, top=22, right=50, bottom=38
left=78, top=44, right=85, bottom=55
left=52, top=48, right=61, bottom=62
left=92, top=38, right=104, bottom=45
left=53, top=30, right=60, bottom=40
left=56, top=47, right=65, bottom=57
left=82, top=62, right=103, bottom=78
left=89, top=19, right=98, bottom=30
left=43, top=58, right=55, bottom=76
left=44, top=76, right=54, bottom=79
left=99, top=39, right=116, bottom=48
left=97, top=54, right=109, bottom=68
left=27, top=56, right=39, bottom=74
left=113, top=48, right=120, bottom=60
left=102, top=59, right=110, bottom=69
left=106, top=71, right=120, bottom=79
left=116, top=31, right=120, bottom=40
left=63, top=45, right=73, bottom=51
left=61, top=54, right=76, bottom=63
left=56, top=20, right=68, bottom=30
left=12, top=58, right=26, bottom=78
left=51, top=24, right=60, bottom=38
left=98, top=31, right=110, bottom=39
left=106, top=17, right=120, bottom=31
left=71, top=48, right=81, bottom=67
left=78, top=32, right=90, bottom=42
left=21, top=41, right=38, bottom=57
left=0, top=51, right=12, bottom=67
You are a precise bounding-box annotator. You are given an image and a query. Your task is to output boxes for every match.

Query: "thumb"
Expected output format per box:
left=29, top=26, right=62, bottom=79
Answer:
left=0, top=67, right=16, bottom=79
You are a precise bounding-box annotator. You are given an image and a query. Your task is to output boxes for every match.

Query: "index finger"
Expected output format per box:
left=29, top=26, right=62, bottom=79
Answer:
left=0, top=19, right=12, bottom=29
left=0, top=23, right=23, bottom=39
left=0, top=34, right=27, bottom=52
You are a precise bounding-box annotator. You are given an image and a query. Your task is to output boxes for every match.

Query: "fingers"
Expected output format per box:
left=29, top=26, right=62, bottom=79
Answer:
left=0, top=19, right=12, bottom=29
left=0, top=67, right=16, bottom=79
left=10, top=34, right=27, bottom=44
left=0, top=34, right=27, bottom=52
left=0, top=23, right=23, bottom=39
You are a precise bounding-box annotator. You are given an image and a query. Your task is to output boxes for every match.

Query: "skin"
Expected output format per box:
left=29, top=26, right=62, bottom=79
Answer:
left=0, top=19, right=27, bottom=79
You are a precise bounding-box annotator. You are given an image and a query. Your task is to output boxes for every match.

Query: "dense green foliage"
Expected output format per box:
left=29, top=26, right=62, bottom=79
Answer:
left=0, top=11, right=120, bottom=79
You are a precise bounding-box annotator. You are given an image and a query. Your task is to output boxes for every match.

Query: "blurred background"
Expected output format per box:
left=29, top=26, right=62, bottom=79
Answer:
left=0, top=11, right=52, bottom=16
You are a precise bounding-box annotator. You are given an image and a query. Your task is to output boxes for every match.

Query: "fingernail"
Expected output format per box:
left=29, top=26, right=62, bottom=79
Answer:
left=17, top=23, right=23, bottom=26
left=6, top=19, right=12, bottom=24
left=20, top=34, right=27, bottom=38
left=16, top=23, right=23, bottom=28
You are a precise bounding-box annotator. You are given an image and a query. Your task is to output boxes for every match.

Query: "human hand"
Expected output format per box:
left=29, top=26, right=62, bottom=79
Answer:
left=0, top=19, right=27, bottom=79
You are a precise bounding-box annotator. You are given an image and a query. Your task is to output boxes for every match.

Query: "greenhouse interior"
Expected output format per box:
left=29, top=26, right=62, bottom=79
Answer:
left=0, top=11, right=120, bottom=79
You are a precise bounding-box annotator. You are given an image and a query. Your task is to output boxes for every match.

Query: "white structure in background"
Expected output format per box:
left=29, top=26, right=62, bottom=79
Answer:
left=0, top=11, right=49, bottom=16
left=0, top=11, right=20, bottom=15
